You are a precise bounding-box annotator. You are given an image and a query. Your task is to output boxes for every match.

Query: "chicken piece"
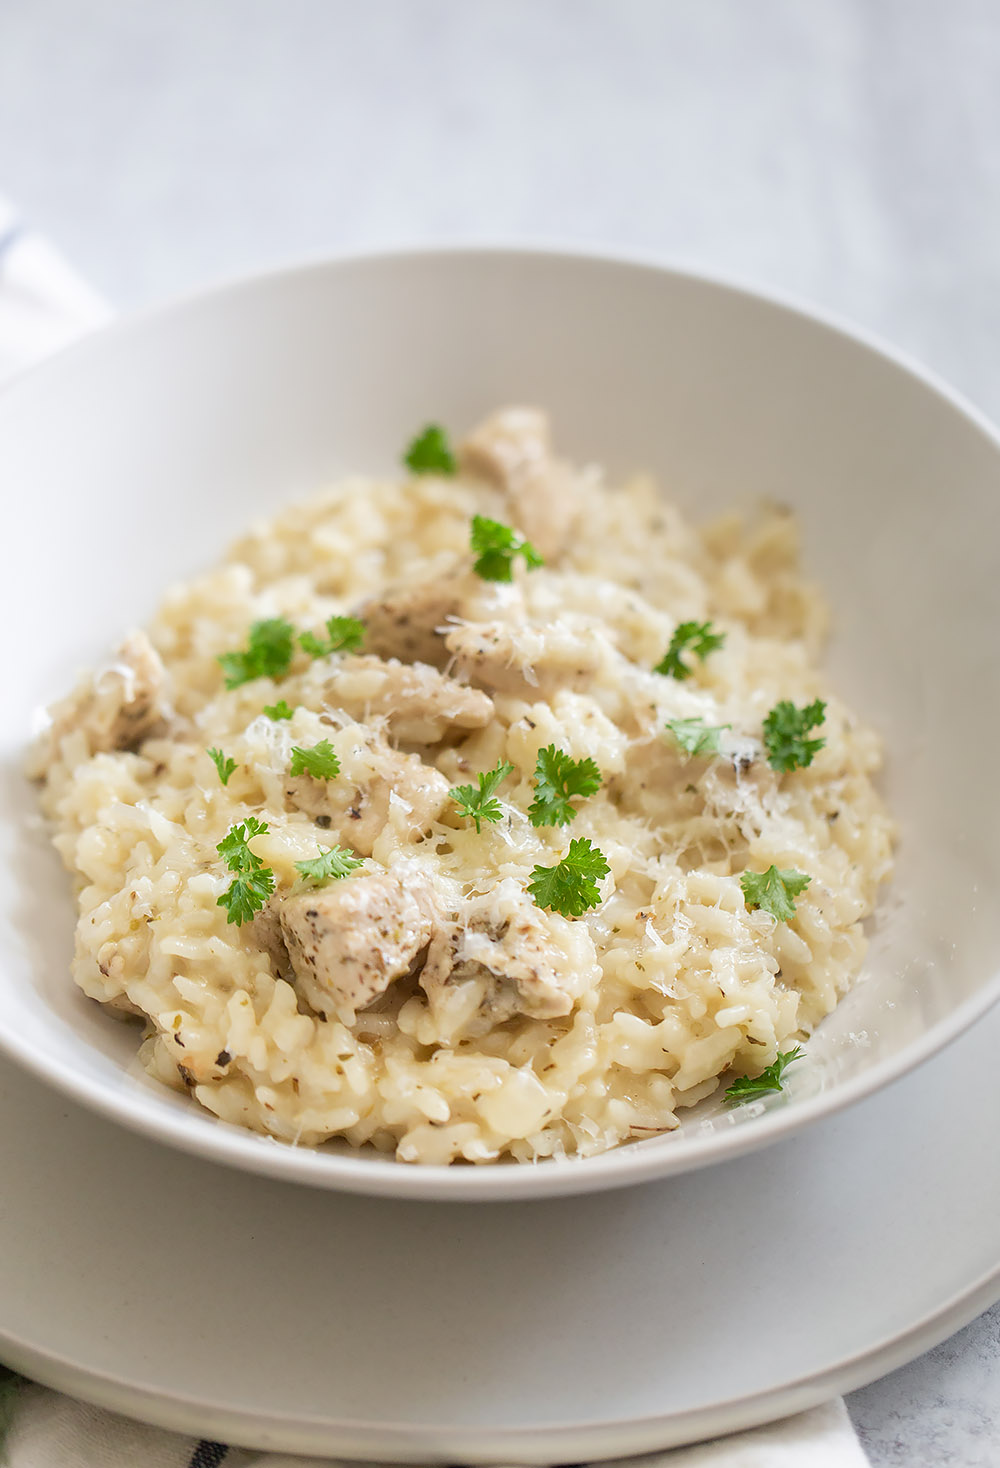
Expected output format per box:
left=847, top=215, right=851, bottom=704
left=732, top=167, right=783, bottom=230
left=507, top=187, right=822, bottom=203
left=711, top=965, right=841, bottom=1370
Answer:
left=459, top=407, right=578, bottom=560
left=280, top=874, right=435, bottom=1020
left=326, top=655, right=493, bottom=744
left=420, top=887, right=575, bottom=1040
left=286, top=729, right=450, bottom=856
left=34, top=631, right=170, bottom=771
left=443, top=617, right=604, bottom=697
left=359, top=570, right=472, bottom=668
left=246, top=899, right=295, bottom=982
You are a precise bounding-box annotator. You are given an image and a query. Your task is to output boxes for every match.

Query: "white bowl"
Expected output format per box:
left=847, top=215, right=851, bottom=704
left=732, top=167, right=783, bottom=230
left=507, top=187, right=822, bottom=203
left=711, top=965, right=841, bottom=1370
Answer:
left=3, top=247, right=999, bottom=1201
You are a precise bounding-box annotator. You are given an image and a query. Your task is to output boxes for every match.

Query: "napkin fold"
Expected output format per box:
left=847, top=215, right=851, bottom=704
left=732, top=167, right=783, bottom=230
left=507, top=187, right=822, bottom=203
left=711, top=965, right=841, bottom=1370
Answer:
left=0, top=201, right=870, bottom=1467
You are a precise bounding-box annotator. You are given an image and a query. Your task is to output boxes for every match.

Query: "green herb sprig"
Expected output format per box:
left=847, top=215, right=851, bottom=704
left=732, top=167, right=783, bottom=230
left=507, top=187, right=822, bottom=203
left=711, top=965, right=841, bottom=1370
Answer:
left=470, top=515, right=543, bottom=582
left=216, top=816, right=275, bottom=925
left=294, top=846, right=364, bottom=884
left=289, top=740, right=341, bottom=780
left=665, top=717, right=729, bottom=758
left=740, top=865, right=811, bottom=922
left=725, top=1046, right=804, bottom=1103
left=655, top=621, right=725, bottom=680
left=528, top=745, right=602, bottom=827
left=762, top=699, right=826, bottom=772
left=404, top=424, right=456, bottom=475
left=528, top=838, right=610, bottom=918
left=449, top=760, right=514, bottom=833
left=207, top=747, right=237, bottom=786
left=218, top=618, right=296, bottom=690
left=300, top=615, right=365, bottom=660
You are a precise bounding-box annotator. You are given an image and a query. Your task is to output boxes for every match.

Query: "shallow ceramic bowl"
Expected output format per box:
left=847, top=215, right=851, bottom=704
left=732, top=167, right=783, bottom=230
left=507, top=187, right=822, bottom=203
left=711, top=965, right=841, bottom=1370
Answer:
left=3, top=247, right=999, bottom=1201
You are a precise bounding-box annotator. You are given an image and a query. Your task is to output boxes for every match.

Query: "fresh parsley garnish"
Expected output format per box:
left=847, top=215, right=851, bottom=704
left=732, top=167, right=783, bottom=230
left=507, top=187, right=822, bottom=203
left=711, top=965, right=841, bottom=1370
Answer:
left=725, top=1046, right=804, bottom=1103
left=207, top=747, right=237, bottom=786
left=217, top=866, right=274, bottom=926
left=294, top=845, right=364, bottom=884
left=262, top=699, right=295, bottom=721
left=762, top=699, right=827, bottom=772
left=528, top=745, right=602, bottom=827
left=404, top=423, right=456, bottom=475
left=528, top=837, right=610, bottom=917
left=216, top=816, right=275, bottom=925
left=449, top=760, right=514, bottom=833
left=655, top=620, right=726, bottom=680
left=469, top=514, right=544, bottom=582
left=299, top=615, right=365, bottom=659
left=217, top=814, right=268, bottom=868
left=218, top=618, right=296, bottom=690
left=289, top=739, right=341, bottom=780
left=665, top=717, right=729, bottom=758
left=740, top=865, right=811, bottom=922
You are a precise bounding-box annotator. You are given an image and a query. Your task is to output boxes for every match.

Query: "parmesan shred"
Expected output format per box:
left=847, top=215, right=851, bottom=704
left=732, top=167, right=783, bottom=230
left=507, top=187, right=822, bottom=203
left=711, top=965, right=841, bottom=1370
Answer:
left=29, top=407, right=894, bottom=1165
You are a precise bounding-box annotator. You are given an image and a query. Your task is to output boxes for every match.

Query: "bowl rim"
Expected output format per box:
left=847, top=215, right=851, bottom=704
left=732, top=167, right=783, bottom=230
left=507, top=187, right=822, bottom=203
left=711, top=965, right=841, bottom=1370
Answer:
left=5, top=240, right=1000, bottom=1201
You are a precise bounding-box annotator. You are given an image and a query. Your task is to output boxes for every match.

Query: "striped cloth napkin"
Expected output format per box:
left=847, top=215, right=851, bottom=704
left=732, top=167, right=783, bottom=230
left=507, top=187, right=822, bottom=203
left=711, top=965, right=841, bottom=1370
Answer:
left=0, top=197, right=871, bottom=1467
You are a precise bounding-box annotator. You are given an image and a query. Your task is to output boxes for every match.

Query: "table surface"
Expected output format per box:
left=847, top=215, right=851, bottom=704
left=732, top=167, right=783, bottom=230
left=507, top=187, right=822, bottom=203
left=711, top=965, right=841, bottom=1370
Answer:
left=2, top=1, right=998, bottom=1462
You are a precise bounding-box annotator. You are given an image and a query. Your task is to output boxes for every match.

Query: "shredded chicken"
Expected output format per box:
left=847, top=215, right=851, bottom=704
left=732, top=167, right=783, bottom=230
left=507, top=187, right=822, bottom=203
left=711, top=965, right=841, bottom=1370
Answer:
left=286, top=728, right=449, bottom=855
left=459, top=406, right=578, bottom=560
left=359, top=570, right=473, bottom=667
left=280, top=874, right=435, bottom=1020
left=246, top=899, right=295, bottom=982
left=33, top=631, right=170, bottom=770
left=325, top=655, right=493, bottom=744
left=420, top=887, right=575, bottom=1040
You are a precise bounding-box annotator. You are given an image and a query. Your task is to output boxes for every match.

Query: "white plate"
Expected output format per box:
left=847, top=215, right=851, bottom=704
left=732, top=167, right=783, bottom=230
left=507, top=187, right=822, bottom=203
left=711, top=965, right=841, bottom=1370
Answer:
left=0, top=989, right=998, bottom=1461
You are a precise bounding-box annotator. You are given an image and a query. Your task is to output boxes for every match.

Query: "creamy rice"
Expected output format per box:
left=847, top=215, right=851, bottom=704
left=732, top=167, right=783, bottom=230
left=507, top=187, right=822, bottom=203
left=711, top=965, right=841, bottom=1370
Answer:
left=31, top=409, right=893, bottom=1164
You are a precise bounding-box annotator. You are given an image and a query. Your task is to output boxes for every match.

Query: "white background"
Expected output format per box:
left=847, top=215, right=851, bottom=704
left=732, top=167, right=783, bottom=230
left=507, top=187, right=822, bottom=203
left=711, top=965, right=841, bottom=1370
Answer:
left=2, top=1, right=999, bottom=1461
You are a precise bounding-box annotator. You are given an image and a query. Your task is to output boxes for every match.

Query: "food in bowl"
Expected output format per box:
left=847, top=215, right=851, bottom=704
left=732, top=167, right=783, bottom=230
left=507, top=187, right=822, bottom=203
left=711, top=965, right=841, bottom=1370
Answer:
left=30, top=408, right=893, bottom=1164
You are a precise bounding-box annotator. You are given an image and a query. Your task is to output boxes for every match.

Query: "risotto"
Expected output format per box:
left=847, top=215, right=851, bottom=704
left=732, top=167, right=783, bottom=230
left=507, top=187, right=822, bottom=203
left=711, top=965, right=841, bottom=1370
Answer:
left=30, top=408, right=893, bottom=1164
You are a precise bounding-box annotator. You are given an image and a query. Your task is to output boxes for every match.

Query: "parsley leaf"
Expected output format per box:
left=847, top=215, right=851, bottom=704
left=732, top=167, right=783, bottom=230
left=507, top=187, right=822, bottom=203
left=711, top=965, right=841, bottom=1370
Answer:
left=263, top=699, right=295, bottom=721
left=289, top=739, right=341, bottom=780
left=299, top=615, right=365, bottom=660
left=740, top=865, right=812, bottom=922
left=218, top=867, right=275, bottom=926
left=216, top=817, right=275, bottom=925
left=725, top=1046, right=804, bottom=1103
left=218, top=618, right=296, bottom=690
left=294, top=845, right=364, bottom=884
left=655, top=620, right=726, bottom=680
left=449, top=760, right=514, bottom=833
left=528, top=745, right=602, bottom=827
left=528, top=837, right=610, bottom=917
left=665, top=717, right=729, bottom=758
left=206, top=747, right=237, bottom=786
left=404, top=423, right=456, bottom=475
left=217, top=814, right=269, bottom=869
left=470, top=514, right=544, bottom=582
left=762, top=698, right=827, bottom=772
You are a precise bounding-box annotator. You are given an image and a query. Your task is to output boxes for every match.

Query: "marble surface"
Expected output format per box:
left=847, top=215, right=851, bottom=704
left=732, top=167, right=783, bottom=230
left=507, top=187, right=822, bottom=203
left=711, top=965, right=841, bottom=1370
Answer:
left=1, top=1, right=998, bottom=1461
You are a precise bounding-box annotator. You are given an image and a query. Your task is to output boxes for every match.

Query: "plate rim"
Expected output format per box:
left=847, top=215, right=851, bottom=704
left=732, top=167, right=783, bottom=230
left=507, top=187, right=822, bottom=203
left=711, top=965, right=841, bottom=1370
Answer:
left=1, top=1236, right=998, bottom=1461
